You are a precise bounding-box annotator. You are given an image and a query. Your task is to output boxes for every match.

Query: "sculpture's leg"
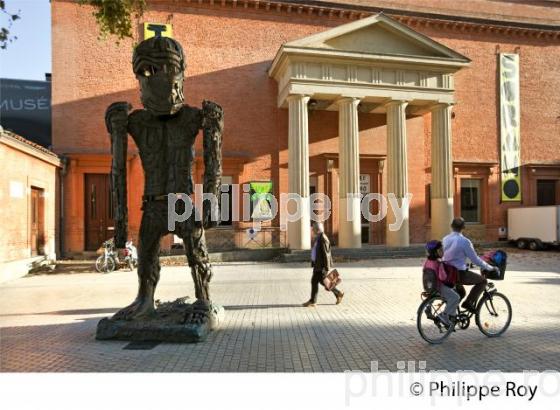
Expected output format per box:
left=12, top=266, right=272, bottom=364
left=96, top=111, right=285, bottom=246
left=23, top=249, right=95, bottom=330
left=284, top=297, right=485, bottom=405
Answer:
left=112, top=205, right=164, bottom=320
left=183, top=221, right=213, bottom=303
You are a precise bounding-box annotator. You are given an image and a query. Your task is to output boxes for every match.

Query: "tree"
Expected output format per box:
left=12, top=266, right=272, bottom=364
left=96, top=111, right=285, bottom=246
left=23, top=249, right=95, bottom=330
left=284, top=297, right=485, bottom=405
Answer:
left=0, top=0, right=21, bottom=50
left=78, top=0, right=147, bottom=41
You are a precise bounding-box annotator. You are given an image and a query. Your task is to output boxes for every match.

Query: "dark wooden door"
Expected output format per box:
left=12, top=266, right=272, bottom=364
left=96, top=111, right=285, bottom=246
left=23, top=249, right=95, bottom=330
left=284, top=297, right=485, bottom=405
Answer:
left=537, top=180, right=557, bottom=206
left=85, top=174, right=115, bottom=250
left=30, top=187, right=45, bottom=256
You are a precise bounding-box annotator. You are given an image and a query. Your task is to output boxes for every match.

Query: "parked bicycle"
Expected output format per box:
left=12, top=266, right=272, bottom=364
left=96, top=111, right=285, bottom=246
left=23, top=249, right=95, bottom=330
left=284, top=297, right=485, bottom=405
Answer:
left=95, top=238, right=138, bottom=273
left=123, top=240, right=138, bottom=271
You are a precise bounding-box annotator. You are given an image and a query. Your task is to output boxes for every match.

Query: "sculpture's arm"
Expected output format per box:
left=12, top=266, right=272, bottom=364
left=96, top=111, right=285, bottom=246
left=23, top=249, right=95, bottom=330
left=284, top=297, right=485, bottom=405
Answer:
left=105, top=102, right=131, bottom=248
left=201, top=100, right=223, bottom=229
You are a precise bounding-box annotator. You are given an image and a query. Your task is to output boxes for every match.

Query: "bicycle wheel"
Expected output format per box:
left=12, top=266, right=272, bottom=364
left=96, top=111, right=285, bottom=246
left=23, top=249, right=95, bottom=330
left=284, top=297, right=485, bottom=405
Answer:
left=95, top=256, right=105, bottom=273
left=475, top=292, right=512, bottom=337
left=95, top=256, right=115, bottom=273
left=105, top=257, right=116, bottom=273
left=417, top=295, right=454, bottom=344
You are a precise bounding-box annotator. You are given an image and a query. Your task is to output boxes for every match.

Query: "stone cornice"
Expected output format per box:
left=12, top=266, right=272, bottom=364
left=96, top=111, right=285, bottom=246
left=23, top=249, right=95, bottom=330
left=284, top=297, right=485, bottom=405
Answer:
left=151, top=0, right=560, bottom=39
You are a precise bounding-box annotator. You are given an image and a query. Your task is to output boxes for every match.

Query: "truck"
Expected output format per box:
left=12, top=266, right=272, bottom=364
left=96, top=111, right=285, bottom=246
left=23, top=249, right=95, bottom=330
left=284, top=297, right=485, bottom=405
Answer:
left=507, top=206, right=560, bottom=250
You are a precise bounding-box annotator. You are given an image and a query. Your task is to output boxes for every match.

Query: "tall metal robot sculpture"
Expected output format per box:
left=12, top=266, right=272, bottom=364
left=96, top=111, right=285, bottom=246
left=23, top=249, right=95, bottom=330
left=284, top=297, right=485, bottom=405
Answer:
left=105, top=36, right=223, bottom=321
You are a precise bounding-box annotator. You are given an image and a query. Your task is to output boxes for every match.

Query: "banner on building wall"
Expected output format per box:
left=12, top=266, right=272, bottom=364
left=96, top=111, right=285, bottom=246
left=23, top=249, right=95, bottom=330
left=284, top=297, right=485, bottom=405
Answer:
left=250, top=181, right=274, bottom=221
left=499, top=53, right=522, bottom=202
left=143, top=23, right=173, bottom=40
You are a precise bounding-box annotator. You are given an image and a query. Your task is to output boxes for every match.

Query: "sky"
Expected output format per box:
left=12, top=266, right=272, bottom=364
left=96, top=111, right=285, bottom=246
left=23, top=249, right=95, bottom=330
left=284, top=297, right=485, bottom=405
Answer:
left=0, top=0, right=51, bottom=81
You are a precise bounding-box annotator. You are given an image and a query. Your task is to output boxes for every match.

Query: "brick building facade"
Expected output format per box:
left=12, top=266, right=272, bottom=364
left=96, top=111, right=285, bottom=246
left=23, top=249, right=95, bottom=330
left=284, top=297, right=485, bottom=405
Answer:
left=0, top=129, right=61, bottom=282
left=52, top=0, right=560, bottom=253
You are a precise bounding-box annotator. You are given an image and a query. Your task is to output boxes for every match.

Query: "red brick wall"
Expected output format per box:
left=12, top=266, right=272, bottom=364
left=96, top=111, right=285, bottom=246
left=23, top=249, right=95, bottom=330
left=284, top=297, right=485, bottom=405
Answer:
left=418, top=24, right=560, bottom=234
left=52, top=1, right=560, bottom=249
left=324, top=0, right=560, bottom=25
left=0, top=142, right=59, bottom=262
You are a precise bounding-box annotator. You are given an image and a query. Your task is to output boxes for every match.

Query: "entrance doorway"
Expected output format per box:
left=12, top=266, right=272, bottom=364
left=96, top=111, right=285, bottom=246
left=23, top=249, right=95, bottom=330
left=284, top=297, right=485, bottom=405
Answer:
left=30, top=187, right=45, bottom=256
left=537, top=180, right=558, bottom=206
left=85, top=173, right=115, bottom=250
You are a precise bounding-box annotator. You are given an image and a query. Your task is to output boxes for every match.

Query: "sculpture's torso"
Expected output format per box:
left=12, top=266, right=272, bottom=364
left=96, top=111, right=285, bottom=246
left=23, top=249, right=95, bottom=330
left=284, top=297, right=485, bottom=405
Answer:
left=128, top=105, right=202, bottom=196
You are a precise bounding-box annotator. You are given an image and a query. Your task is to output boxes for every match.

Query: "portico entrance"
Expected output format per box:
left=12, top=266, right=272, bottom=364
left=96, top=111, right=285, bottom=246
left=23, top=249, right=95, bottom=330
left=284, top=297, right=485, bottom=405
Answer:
left=269, top=13, right=470, bottom=249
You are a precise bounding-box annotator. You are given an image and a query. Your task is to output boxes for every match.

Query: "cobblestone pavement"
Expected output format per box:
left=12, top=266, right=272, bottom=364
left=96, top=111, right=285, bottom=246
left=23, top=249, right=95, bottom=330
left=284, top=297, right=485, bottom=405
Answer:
left=1, top=251, right=559, bottom=372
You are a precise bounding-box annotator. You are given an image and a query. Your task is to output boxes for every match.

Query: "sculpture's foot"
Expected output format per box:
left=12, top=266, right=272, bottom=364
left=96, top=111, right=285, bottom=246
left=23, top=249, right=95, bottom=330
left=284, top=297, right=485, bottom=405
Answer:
left=97, top=296, right=224, bottom=342
left=183, top=299, right=210, bottom=325
left=112, top=297, right=155, bottom=321
left=183, top=299, right=224, bottom=330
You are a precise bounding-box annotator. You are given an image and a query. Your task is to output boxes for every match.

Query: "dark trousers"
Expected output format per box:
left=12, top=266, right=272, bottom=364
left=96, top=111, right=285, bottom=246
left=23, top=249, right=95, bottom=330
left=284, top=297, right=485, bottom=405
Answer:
left=310, top=269, right=341, bottom=303
left=457, top=270, right=487, bottom=307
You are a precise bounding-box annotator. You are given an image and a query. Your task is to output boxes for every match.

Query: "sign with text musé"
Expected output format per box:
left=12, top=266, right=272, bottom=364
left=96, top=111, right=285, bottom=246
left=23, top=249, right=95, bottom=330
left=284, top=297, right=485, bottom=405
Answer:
left=499, top=53, right=521, bottom=202
left=0, top=78, right=51, bottom=148
left=143, top=23, right=173, bottom=40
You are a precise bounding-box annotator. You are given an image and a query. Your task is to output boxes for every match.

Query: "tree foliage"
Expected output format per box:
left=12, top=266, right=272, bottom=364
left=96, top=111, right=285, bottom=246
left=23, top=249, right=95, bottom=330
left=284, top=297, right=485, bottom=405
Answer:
left=0, top=0, right=21, bottom=50
left=78, top=0, right=147, bottom=41
left=1, top=1, right=148, bottom=49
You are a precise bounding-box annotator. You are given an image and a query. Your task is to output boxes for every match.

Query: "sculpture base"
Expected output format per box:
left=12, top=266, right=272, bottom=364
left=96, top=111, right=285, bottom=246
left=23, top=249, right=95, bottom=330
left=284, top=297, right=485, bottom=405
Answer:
left=95, top=297, right=225, bottom=343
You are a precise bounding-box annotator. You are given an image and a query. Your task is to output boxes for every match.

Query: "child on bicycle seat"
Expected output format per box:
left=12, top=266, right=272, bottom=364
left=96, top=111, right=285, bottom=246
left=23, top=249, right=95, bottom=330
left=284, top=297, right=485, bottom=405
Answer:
left=424, top=240, right=460, bottom=327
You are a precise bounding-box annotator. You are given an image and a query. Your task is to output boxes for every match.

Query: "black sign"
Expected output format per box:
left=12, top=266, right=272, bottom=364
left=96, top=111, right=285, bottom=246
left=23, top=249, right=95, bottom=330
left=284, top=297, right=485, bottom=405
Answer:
left=146, top=24, right=168, bottom=38
left=0, top=78, right=51, bottom=147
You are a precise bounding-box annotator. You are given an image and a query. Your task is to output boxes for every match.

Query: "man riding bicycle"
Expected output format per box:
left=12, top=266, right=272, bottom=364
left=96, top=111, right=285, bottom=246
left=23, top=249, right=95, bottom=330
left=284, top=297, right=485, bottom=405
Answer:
left=443, top=217, right=500, bottom=315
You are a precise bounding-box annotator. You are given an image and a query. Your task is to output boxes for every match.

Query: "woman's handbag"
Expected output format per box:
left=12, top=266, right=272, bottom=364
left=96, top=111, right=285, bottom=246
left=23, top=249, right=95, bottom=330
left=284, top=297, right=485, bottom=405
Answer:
left=323, top=269, right=342, bottom=291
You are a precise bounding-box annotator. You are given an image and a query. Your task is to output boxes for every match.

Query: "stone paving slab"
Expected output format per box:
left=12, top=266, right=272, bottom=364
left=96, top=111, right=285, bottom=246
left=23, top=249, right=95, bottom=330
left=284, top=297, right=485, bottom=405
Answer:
left=1, top=251, right=559, bottom=372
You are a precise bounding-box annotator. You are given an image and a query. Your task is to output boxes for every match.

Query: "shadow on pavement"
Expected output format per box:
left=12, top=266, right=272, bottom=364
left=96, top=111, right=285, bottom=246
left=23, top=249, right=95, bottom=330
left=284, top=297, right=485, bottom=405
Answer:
left=1, top=314, right=559, bottom=373
left=224, top=304, right=304, bottom=310
left=0, top=308, right=120, bottom=317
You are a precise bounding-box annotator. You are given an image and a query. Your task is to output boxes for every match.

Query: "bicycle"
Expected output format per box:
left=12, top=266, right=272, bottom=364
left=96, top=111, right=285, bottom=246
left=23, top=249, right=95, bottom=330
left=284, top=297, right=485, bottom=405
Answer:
left=95, top=238, right=138, bottom=273
left=417, top=281, right=512, bottom=344
left=95, top=239, right=117, bottom=273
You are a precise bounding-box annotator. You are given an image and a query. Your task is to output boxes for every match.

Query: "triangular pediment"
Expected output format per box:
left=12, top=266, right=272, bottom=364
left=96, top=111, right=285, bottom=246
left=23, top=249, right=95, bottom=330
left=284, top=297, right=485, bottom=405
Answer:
left=284, top=13, right=470, bottom=62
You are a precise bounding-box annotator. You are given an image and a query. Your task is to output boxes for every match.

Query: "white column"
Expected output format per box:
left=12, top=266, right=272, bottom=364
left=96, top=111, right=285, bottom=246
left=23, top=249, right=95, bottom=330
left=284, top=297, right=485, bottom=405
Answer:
left=287, top=94, right=311, bottom=250
left=385, top=100, right=410, bottom=247
left=337, top=97, right=362, bottom=248
left=430, top=103, right=454, bottom=240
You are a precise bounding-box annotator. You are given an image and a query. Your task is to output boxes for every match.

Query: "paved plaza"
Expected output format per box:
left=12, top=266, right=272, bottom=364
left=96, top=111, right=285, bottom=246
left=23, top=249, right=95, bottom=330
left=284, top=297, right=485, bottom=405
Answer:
left=1, top=251, right=559, bottom=372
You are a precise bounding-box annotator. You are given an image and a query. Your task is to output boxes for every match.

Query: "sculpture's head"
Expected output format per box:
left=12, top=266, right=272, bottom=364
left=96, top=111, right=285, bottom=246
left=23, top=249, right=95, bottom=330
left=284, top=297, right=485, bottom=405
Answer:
left=132, top=36, right=185, bottom=116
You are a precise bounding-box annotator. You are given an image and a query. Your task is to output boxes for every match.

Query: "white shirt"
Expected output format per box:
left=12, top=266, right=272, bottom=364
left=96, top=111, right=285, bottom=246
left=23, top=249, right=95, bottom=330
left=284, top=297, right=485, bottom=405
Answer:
left=442, top=231, right=493, bottom=271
